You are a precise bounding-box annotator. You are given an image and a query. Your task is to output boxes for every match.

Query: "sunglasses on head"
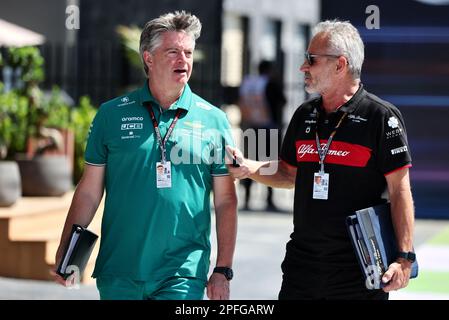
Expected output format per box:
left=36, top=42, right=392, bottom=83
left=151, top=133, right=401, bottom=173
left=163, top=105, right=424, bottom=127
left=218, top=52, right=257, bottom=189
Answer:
left=304, top=52, right=341, bottom=66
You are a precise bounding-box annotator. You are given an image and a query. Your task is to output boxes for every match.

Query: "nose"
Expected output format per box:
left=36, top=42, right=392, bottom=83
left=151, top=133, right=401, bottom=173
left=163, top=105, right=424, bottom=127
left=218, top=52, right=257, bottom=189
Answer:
left=178, top=51, right=187, bottom=61
left=300, top=60, right=309, bottom=72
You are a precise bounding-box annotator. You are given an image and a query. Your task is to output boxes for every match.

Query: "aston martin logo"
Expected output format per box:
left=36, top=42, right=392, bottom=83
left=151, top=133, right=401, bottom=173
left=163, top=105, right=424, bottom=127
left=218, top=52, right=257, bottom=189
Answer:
left=184, top=121, right=204, bottom=129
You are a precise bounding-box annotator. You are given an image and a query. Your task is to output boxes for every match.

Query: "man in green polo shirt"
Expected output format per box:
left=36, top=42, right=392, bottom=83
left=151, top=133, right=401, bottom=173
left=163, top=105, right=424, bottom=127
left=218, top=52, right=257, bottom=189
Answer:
left=53, top=11, right=237, bottom=300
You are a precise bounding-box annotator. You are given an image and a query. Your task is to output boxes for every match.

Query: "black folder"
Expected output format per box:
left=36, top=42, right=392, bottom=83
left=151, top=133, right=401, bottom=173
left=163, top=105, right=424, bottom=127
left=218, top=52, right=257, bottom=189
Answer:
left=346, top=203, right=418, bottom=289
left=57, top=224, right=98, bottom=280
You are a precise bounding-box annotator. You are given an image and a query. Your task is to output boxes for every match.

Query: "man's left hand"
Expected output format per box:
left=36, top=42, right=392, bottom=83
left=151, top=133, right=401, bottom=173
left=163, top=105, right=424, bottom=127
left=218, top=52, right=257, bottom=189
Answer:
left=381, top=259, right=412, bottom=292
left=206, top=273, right=230, bottom=300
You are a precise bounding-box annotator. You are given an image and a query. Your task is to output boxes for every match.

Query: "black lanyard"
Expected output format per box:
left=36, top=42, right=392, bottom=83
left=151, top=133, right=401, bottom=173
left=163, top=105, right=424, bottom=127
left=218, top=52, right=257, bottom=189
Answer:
left=315, top=111, right=347, bottom=172
left=146, top=104, right=183, bottom=163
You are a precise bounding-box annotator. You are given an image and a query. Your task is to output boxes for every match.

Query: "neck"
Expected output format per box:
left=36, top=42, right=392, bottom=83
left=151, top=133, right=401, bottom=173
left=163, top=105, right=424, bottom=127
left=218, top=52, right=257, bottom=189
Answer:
left=148, top=80, right=184, bottom=110
left=321, top=79, right=360, bottom=113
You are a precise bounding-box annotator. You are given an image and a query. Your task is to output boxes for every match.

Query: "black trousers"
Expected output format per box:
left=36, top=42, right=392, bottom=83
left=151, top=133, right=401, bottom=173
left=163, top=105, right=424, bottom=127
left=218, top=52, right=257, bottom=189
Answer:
left=278, top=257, right=388, bottom=300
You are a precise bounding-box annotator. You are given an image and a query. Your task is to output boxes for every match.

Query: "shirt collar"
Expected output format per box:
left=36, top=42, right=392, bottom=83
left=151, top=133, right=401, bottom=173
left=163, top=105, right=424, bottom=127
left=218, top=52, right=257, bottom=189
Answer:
left=139, top=80, right=193, bottom=111
left=338, top=83, right=365, bottom=114
left=314, top=83, right=366, bottom=115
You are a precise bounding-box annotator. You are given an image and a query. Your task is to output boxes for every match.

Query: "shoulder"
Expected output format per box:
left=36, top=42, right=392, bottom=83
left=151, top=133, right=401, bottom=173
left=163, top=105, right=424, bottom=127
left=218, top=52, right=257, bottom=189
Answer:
left=190, top=93, right=228, bottom=121
left=291, top=96, right=320, bottom=119
left=99, top=89, right=140, bottom=112
left=362, top=91, right=403, bottom=118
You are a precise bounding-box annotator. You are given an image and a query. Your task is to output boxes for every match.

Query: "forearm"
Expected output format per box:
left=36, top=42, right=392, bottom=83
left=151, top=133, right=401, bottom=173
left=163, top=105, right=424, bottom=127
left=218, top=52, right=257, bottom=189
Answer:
left=387, top=169, right=415, bottom=252
left=56, top=186, right=103, bottom=262
left=390, top=187, right=414, bottom=252
left=214, top=195, right=237, bottom=267
left=60, top=188, right=102, bottom=242
left=250, top=160, right=295, bottom=189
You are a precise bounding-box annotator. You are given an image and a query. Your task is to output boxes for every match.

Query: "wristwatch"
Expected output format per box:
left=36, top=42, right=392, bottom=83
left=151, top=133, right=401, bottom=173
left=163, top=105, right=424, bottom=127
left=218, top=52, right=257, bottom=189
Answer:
left=397, top=251, right=416, bottom=263
left=213, top=267, right=233, bottom=280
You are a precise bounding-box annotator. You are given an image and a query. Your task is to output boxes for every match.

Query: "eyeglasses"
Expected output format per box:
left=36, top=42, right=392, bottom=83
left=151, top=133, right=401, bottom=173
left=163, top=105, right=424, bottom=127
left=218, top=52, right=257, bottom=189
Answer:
left=304, top=52, right=341, bottom=66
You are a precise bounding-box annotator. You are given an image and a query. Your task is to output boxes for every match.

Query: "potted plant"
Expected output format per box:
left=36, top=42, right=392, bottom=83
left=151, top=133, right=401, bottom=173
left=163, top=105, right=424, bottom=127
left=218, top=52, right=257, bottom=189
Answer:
left=0, top=83, right=24, bottom=206
left=4, top=46, right=73, bottom=196
left=70, top=95, right=96, bottom=184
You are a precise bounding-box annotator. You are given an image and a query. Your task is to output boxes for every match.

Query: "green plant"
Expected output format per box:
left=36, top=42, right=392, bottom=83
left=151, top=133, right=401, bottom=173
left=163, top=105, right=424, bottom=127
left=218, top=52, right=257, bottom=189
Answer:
left=116, top=25, right=143, bottom=71
left=0, top=47, right=46, bottom=156
left=71, top=95, right=96, bottom=183
left=0, top=86, right=29, bottom=159
left=43, top=86, right=71, bottom=130
left=1, top=46, right=97, bottom=183
left=7, top=47, right=44, bottom=87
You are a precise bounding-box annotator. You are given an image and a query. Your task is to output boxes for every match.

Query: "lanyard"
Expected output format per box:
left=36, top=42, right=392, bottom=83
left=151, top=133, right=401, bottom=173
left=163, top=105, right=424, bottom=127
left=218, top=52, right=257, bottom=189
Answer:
left=146, top=104, right=183, bottom=163
left=315, top=111, right=347, bottom=173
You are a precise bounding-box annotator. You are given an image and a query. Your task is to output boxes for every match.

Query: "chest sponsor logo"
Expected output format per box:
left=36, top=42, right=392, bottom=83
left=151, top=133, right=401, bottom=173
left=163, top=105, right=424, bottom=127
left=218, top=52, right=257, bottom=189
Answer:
left=348, top=114, right=368, bottom=123
left=117, top=96, right=136, bottom=107
left=390, top=146, right=408, bottom=155
left=120, top=116, right=143, bottom=139
left=122, top=116, right=143, bottom=122
left=295, top=140, right=372, bottom=167
left=183, top=121, right=205, bottom=129
left=121, top=123, right=143, bottom=130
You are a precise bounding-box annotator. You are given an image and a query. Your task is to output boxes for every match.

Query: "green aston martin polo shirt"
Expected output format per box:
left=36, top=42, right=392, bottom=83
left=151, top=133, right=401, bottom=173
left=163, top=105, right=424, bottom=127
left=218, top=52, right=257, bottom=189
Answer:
left=85, top=81, right=234, bottom=282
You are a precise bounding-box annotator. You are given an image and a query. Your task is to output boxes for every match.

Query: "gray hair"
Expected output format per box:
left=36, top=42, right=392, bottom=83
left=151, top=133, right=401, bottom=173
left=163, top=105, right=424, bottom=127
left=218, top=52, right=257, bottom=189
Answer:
left=313, top=20, right=364, bottom=79
left=139, top=11, right=202, bottom=75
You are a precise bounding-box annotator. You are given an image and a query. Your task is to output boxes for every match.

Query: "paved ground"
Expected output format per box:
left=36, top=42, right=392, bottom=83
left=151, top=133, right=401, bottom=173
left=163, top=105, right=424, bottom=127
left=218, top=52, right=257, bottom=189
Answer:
left=1, top=186, right=448, bottom=300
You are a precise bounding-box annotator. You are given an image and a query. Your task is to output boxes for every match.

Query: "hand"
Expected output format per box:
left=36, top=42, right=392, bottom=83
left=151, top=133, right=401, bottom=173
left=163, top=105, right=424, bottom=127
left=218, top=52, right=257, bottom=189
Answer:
left=51, top=251, right=76, bottom=287
left=225, top=146, right=254, bottom=180
left=381, top=259, right=412, bottom=292
left=206, top=273, right=230, bottom=300
left=50, top=268, right=77, bottom=287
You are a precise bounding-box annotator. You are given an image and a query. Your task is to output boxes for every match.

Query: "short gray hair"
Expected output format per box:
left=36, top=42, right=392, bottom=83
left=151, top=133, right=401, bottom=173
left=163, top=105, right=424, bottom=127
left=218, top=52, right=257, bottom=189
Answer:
left=313, top=20, right=364, bottom=79
left=139, top=11, right=202, bottom=75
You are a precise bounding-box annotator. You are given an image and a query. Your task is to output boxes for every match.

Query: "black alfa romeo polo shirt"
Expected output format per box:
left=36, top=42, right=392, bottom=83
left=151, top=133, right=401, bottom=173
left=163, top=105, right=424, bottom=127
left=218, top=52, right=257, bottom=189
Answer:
left=280, top=84, right=412, bottom=267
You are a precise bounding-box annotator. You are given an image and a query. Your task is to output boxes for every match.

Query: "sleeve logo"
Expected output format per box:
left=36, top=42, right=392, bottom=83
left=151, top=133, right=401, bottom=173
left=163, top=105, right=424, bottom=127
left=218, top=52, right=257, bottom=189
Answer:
left=387, top=116, right=399, bottom=129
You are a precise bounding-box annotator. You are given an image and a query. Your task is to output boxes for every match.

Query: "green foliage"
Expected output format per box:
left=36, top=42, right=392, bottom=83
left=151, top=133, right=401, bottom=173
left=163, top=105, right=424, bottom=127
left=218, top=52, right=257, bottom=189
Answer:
left=7, top=47, right=45, bottom=87
left=71, top=96, right=96, bottom=183
left=116, top=25, right=144, bottom=72
left=43, top=87, right=71, bottom=130
left=0, top=46, right=97, bottom=185
left=0, top=88, right=29, bottom=159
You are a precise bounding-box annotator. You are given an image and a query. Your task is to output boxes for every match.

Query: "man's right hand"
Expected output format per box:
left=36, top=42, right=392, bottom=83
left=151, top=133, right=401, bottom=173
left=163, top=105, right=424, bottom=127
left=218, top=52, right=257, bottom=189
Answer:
left=51, top=249, right=78, bottom=287
left=51, top=250, right=68, bottom=286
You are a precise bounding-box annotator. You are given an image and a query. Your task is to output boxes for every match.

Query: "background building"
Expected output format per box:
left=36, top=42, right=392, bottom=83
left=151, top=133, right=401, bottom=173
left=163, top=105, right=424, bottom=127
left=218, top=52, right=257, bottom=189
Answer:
left=321, top=0, right=449, bottom=218
left=1, top=0, right=448, bottom=218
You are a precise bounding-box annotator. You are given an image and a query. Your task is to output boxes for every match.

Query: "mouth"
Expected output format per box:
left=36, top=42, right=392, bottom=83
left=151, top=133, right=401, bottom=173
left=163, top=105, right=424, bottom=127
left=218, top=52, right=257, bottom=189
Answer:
left=174, top=68, right=187, bottom=75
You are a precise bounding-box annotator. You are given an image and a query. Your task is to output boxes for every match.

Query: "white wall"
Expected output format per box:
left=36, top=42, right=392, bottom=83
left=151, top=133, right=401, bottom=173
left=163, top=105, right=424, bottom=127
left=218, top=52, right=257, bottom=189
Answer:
left=223, top=0, right=320, bottom=127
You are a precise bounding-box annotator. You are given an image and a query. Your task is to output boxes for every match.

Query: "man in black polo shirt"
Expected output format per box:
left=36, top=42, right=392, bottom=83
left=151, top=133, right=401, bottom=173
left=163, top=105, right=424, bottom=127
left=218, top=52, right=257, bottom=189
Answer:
left=226, top=19, right=415, bottom=299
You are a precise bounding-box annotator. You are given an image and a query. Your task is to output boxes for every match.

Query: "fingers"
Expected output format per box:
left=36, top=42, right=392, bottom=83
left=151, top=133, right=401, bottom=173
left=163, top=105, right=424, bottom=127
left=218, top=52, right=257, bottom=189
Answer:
left=50, top=268, right=77, bottom=287
left=50, top=269, right=67, bottom=286
left=207, top=274, right=230, bottom=300
left=381, top=267, right=394, bottom=285
left=381, top=263, right=408, bottom=292
left=207, top=285, right=229, bottom=300
left=225, top=145, right=251, bottom=179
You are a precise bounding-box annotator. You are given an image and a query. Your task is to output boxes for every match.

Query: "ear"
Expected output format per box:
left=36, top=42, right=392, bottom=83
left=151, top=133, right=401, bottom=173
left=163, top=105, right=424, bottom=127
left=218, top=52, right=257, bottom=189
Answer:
left=335, top=56, right=348, bottom=74
left=143, top=51, right=153, bottom=71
